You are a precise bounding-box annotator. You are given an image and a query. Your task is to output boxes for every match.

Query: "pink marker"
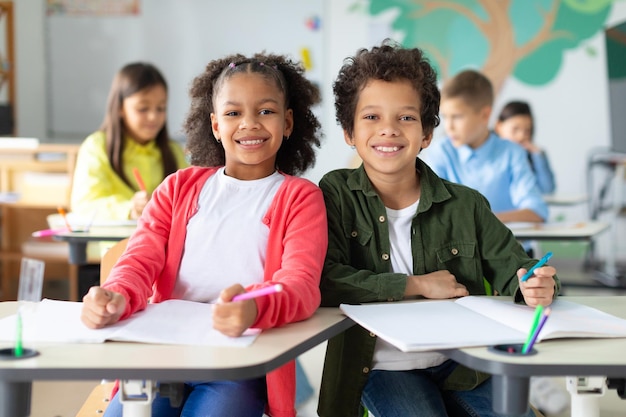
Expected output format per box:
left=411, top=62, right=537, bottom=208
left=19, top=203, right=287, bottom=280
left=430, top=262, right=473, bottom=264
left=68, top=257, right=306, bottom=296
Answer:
left=32, top=228, right=69, bottom=238
left=232, top=284, right=283, bottom=302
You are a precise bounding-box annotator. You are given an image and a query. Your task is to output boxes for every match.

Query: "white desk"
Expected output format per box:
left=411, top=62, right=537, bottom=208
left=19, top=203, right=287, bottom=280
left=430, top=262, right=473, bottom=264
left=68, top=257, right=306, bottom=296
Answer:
left=445, top=296, right=626, bottom=416
left=508, top=221, right=625, bottom=290
left=53, top=226, right=136, bottom=265
left=0, top=303, right=354, bottom=417
left=543, top=193, right=589, bottom=206
left=508, top=221, right=609, bottom=241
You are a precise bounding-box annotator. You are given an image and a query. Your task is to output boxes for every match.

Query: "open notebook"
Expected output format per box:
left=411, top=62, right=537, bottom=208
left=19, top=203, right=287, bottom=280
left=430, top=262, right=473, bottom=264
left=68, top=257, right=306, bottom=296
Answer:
left=0, top=299, right=260, bottom=347
left=340, top=296, right=626, bottom=352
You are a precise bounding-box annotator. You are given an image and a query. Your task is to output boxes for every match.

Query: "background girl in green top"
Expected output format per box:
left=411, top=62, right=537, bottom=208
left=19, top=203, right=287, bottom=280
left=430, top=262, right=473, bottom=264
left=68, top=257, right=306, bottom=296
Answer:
left=71, top=62, right=188, bottom=221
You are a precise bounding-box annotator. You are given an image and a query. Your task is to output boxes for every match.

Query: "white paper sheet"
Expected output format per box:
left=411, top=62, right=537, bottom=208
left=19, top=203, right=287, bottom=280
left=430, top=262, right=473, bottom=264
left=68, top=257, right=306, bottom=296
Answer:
left=340, top=297, right=626, bottom=352
left=0, top=299, right=260, bottom=347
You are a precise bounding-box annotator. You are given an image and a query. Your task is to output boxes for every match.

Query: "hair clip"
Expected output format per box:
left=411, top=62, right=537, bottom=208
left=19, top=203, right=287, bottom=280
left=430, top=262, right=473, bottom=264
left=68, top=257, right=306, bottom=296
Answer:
left=228, top=62, right=236, bottom=69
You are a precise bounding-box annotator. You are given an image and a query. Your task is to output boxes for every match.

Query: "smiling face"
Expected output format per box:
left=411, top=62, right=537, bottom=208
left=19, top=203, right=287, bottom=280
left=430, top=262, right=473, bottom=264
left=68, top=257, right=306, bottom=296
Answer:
left=210, top=72, right=293, bottom=180
left=346, top=79, right=431, bottom=181
left=120, top=85, right=167, bottom=145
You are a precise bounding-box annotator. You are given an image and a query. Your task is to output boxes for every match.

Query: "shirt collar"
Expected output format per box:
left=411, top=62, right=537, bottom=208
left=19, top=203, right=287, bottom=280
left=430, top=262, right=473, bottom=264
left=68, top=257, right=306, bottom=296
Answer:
left=124, top=136, right=158, bottom=155
left=457, top=131, right=497, bottom=163
left=346, top=159, right=452, bottom=212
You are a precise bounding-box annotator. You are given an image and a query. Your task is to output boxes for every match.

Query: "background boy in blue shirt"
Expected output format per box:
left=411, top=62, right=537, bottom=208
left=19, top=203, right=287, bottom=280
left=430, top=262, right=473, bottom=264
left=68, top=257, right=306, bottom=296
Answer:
left=420, top=70, right=548, bottom=225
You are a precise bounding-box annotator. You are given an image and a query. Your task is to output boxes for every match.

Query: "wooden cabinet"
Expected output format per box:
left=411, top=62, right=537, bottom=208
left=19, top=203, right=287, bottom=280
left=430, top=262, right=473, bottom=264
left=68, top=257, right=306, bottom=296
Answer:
left=0, top=142, right=80, bottom=300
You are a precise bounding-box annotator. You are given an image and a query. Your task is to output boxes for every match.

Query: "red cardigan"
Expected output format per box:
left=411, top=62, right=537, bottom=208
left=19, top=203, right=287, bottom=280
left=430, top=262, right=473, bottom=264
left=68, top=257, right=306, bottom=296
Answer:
left=104, top=166, right=327, bottom=417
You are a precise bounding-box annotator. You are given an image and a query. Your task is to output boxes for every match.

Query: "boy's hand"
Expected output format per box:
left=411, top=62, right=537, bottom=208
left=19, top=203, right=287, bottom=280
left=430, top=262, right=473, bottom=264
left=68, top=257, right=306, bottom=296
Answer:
left=518, top=266, right=556, bottom=307
left=213, top=284, right=258, bottom=337
left=407, top=270, right=469, bottom=299
left=81, top=286, right=126, bottom=328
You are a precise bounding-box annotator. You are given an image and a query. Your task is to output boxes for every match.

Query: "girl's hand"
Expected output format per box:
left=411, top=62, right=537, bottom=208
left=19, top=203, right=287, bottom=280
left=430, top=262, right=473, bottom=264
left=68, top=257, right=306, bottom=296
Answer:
left=130, top=190, right=149, bottom=219
left=213, top=284, right=258, bottom=337
left=518, top=266, right=556, bottom=307
left=81, top=286, right=126, bottom=328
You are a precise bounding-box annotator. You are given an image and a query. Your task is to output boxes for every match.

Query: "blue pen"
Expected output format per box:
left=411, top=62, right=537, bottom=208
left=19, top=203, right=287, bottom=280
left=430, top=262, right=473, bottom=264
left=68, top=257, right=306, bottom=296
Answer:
left=521, top=251, right=553, bottom=282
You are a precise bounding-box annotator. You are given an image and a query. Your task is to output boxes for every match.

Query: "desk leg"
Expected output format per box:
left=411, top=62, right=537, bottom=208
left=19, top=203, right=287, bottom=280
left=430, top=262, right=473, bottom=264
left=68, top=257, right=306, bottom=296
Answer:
left=69, top=264, right=79, bottom=301
left=566, top=376, right=605, bottom=417
left=606, top=163, right=625, bottom=281
left=491, top=375, right=530, bottom=415
left=0, top=381, right=31, bottom=417
left=120, top=379, right=155, bottom=417
left=67, top=241, right=88, bottom=265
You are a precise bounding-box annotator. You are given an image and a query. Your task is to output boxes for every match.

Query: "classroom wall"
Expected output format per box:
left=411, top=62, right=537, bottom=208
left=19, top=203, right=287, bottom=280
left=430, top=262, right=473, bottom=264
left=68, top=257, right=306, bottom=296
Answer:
left=44, top=1, right=324, bottom=143
left=14, top=0, right=47, bottom=141
left=13, top=1, right=626, bottom=238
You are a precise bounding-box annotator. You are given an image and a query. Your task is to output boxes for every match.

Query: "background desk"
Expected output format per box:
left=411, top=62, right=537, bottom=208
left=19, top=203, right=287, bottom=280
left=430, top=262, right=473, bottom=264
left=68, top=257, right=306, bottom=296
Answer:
left=0, top=303, right=354, bottom=417
left=445, top=296, right=626, bottom=416
left=53, top=226, right=135, bottom=265
left=508, top=221, right=620, bottom=290
left=543, top=193, right=589, bottom=207
left=0, top=143, right=80, bottom=301
left=51, top=226, right=135, bottom=300
left=508, top=221, right=609, bottom=241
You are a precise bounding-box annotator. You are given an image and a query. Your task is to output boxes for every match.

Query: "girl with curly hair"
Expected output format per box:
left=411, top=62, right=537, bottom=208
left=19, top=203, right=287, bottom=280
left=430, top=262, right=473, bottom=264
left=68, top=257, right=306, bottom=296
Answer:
left=81, top=52, right=326, bottom=417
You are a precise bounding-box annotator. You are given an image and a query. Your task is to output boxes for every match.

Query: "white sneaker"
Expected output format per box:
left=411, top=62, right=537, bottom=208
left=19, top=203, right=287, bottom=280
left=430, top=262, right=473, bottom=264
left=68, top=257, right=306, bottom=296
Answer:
left=530, top=376, right=570, bottom=415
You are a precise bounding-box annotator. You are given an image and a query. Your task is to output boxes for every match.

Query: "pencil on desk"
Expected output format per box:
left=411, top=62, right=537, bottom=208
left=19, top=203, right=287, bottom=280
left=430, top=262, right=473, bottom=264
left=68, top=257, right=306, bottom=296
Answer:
left=14, top=309, right=23, bottom=357
left=523, top=308, right=551, bottom=354
left=57, top=206, right=73, bottom=232
left=85, top=209, right=98, bottom=232
left=522, top=305, right=544, bottom=353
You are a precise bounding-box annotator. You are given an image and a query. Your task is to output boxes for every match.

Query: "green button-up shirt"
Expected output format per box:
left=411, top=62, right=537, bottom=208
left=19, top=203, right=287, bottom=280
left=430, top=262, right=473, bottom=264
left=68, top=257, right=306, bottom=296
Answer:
left=317, top=159, right=559, bottom=417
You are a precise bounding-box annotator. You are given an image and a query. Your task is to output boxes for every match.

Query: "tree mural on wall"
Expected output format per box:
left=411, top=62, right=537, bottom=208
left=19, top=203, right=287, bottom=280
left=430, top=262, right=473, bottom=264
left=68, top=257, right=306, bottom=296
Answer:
left=366, top=0, right=615, bottom=93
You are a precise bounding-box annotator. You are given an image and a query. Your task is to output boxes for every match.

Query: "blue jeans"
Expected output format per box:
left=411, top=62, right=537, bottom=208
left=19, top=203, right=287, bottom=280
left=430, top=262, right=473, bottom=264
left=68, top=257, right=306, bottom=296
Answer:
left=295, top=358, right=314, bottom=407
left=361, top=360, right=535, bottom=417
left=104, top=378, right=267, bottom=417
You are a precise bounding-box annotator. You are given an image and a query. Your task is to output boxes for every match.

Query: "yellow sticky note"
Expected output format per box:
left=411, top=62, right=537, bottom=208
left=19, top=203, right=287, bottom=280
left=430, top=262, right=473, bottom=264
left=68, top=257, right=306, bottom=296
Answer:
left=300, top=48, right=312, bottom=71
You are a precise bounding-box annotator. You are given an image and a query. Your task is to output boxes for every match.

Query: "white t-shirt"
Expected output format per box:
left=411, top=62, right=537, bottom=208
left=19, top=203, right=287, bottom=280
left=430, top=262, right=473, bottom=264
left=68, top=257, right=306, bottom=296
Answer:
left=372, top=200, right=447, bottom=371
left=173, top=167, right=284, bottom=302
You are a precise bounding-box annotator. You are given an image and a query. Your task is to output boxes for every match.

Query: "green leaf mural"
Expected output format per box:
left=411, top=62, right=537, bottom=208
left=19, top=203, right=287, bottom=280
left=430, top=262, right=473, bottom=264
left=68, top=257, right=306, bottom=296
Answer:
left=366, top=0, right=615, bottom=92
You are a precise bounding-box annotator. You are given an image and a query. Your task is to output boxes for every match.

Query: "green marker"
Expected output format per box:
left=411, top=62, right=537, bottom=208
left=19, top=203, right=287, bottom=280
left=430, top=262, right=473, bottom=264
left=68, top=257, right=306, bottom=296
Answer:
left=521, top=304, right=543, bottom=354
left=14, top=310, right=23, bottom=357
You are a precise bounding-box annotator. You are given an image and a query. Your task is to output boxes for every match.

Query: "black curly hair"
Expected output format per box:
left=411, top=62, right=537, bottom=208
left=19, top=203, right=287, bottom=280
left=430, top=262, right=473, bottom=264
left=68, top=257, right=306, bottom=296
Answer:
left=183, top=52, right=323, bottom=176
left=333, top=39, right=440, bottom=139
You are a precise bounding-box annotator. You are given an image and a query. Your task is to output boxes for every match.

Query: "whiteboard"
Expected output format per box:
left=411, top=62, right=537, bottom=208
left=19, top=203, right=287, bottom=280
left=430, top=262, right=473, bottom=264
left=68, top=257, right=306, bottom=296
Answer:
left=46, top=0, right=324, bottom=140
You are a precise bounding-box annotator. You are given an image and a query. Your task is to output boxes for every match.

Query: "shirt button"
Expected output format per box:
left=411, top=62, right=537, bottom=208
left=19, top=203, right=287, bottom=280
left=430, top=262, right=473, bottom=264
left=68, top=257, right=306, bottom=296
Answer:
left=382, top=253, right=389, bottom=261
left=451, top=248, right=459, bottom=255
left=351, top=231, right=358, bottom=237
left=369, top=332, right=376, bottom=337
left=378, top=215, right=385, bottom=223
left=362, top=367, right=370, bottom=374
